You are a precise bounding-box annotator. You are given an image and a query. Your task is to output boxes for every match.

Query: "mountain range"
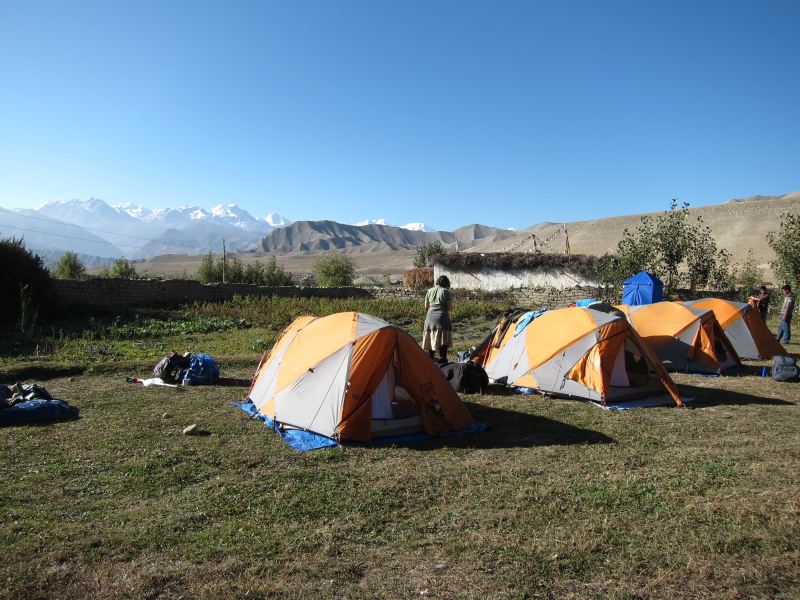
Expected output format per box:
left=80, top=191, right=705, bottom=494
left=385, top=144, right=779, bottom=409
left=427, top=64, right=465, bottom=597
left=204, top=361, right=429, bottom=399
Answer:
left=3, top=191, right=799, bottom=280
left=2, top=198, right=291, bottom=261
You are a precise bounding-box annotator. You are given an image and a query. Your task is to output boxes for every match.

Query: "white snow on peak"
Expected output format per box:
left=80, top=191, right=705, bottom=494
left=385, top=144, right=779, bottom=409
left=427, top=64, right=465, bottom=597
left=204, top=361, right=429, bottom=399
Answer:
left=355, top=218, right=391, bottom=227
left=400, top=222, right=433, bottom=232
left=264, top=212, right=290, bottom=227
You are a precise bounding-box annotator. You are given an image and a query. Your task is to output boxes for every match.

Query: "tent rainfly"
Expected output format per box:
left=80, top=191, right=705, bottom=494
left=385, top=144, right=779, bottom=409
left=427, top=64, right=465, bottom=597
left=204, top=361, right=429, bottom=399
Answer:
left=618, top=301, right=741, bottom=374
left=471, top=307, right=682, bottom=406
left=683, top=298, right=786, bottom=360
left=622, top=271, right=664, bottom=306
left=244, top=312, right=477, bottom=449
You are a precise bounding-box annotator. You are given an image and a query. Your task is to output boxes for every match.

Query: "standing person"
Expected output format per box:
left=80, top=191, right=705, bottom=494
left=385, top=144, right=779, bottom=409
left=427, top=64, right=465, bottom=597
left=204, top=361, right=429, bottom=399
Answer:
left=776, top=284, right=796, bottom=343
left=423, top=275, right=453, bottom=362
left=749, top=285, right=770, bottom=322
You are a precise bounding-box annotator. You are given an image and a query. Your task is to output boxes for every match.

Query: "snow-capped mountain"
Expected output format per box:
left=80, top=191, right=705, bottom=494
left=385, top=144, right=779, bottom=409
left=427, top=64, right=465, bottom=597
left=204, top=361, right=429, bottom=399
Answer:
left=400, top=222, right=434, bottom=232
left=29, top=197, right=292, bottom=258
left=355, top=218, right=435, bottom=232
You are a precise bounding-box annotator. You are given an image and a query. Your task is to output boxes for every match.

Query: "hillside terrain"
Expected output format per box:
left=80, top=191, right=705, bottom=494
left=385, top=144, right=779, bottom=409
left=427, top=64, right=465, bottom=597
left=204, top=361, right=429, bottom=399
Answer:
left=258, top=221, right=516, bottom=253
left=130, top=191, right=800, bottom=281
left=486, top=191, right=800, bottom=281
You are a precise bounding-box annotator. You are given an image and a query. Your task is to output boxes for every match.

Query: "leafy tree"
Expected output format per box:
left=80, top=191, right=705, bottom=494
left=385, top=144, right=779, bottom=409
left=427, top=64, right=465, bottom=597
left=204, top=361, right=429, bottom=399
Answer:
left=414, top=240, right=447, bottom=268
left=685, top=216, right=734, bottom=292
left=244, top=257, right=295, bottom=286
left=312, top=253, right=357, bottom=287
left=226, top=257, right=244, bottom=283
left=653, top=199, right=692, bottom=293
left=768, top=211, right=800, bottom=290
left=99, top=258, right=138, bottom=279
left=604, top=199, right=734, bottom=295
left=0, top=237, right=51, bottom=328
left=197, top=252, right=223, bottom=283
left=736, top=249, right=764, bottom=300
left=53, top=251, right=87, bottom=280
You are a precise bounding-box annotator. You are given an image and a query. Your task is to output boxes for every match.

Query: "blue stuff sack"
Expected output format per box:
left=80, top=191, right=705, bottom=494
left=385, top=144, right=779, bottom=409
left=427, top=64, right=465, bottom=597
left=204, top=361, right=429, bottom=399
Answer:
left=179, top=353, right=220, bottom=385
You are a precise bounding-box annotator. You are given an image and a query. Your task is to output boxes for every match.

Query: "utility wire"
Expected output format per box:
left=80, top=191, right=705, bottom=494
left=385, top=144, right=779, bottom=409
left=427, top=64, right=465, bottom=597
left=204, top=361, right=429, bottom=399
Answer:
left=0, top=206, right=218, bottom=251
left=0, top=222, right=209, bottom=252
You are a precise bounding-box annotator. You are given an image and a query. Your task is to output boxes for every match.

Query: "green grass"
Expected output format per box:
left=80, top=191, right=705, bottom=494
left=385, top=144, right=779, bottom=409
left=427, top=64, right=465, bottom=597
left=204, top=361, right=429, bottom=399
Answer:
left=0, top=308, right=798, bottom=599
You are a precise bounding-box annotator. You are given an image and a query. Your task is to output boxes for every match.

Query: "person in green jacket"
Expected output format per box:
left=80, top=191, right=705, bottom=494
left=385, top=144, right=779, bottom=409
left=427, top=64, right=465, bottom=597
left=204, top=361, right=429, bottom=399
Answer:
left=423, top=275, right=453, bottom=361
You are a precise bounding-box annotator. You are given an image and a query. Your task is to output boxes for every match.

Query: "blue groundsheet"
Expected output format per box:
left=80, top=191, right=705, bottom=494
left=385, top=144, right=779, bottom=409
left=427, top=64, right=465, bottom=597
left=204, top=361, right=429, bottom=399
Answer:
left=234, top=400, right=487, bottom=451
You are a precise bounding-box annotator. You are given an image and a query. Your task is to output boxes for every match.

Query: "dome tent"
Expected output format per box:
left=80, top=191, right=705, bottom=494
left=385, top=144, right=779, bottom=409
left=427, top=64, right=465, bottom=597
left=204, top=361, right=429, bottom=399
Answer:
left=471, top=307, right=682, bottom=407
left=618, top=302, right=741, bottom=374
left=622, top=271, right=663, bottom=306
left=683, top=298, right=786, bottom=360
left=241, top=312, right=477, bottom=450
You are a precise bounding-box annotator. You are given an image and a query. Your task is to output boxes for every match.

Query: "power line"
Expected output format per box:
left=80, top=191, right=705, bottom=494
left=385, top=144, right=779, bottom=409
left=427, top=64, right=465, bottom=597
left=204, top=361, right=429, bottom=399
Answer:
left=0, top=222, right=209, bottom=253
left=0, top=206, right=211, bottom=251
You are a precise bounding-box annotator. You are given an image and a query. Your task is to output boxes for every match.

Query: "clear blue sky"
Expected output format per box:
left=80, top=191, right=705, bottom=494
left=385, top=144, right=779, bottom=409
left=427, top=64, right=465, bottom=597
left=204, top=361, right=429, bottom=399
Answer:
left=1, top=0, right=798, bottom=230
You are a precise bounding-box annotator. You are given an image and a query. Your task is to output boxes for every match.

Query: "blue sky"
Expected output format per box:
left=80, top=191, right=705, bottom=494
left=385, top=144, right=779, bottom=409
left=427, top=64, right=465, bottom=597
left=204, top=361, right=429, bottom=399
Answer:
left=1, top=0, right=798, bottom=230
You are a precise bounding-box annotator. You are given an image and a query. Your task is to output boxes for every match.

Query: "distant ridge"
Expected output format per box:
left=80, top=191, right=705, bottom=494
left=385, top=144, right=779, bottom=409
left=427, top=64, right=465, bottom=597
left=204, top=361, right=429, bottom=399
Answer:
left=259, top=221, right=517, bottom=253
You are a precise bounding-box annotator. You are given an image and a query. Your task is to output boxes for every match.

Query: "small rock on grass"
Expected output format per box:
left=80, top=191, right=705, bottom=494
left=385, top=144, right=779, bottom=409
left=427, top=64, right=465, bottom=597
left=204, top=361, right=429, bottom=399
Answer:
left=162, top=412, right=170, bottom=419
left=183, top=424, right=199, bottom=435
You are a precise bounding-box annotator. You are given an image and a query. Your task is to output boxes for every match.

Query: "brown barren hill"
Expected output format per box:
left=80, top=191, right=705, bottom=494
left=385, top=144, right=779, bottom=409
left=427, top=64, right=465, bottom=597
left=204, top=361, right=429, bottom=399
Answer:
left=486, top=191, right=800, bottom=282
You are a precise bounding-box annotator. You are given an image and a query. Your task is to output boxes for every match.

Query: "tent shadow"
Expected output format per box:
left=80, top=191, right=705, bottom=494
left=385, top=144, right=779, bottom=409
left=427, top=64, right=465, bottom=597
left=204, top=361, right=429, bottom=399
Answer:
left=679, top=383, right=796, bottom=407
left=402, top=401, right=614, bottom=451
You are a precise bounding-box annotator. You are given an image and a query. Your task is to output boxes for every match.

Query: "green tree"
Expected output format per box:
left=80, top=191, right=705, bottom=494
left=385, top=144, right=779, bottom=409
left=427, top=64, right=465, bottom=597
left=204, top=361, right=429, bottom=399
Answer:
left=197, top=252, right=222, bottom=283
left=244, top=256, right=295, bottom=286
left=53, top=251, right=87, bottom=280
left=226, top=257, right=245, bottom=283
left=653, top=200, right=692, bottom=293
left=413, top=240, right=447, bottom=268
left=768, top=212, right=800, bottom=290
left=685, top=216, right=734, bottom=292
left=0, top=238, right=51, bottom=328
left=604, top=199, right=734, bottom=295
left=99, top=258, right=138, bottom=279
left=736, top=249, right=764, bottom=300
left=312, top=253, right=357, bottom=287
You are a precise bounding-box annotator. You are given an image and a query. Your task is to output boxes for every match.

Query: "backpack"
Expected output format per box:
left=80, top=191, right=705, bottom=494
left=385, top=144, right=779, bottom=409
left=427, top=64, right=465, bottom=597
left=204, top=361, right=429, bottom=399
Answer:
left=440, top=361, right=489, bottom=394
left=772, top=355, right=799, bottom=382
left=153, top=352, right=192, bottom=383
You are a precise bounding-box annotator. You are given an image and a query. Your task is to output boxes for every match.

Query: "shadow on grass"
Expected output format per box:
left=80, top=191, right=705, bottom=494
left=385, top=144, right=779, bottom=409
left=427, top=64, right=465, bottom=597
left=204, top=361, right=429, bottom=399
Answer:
left=215, top=377, right=252, bottom=387
left=680, top=383, right=796, bottom=407
left=405, top=401, right=614, bottom=451
left=0, top=365, right=85, bottom=383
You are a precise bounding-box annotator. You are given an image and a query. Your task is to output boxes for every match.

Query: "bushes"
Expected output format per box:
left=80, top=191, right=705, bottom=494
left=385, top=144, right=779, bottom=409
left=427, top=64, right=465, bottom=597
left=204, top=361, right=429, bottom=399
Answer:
left=403, top=268, right=433, bottom=289
left=197, top=253, right=295, bottom=286
left=52, top=251, right=86, bottom=280
left=0, top=238, right=51, bottom=328
left=98, top=258, right=138, bottom=279
left=312, top=253, right=356, bottom=287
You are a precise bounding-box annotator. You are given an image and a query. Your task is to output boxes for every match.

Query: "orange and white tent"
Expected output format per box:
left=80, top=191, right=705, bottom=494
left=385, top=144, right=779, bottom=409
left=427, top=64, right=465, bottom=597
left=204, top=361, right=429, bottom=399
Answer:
left=246, top=312, right=474, bottom=447
left=472, top=307, right=682, bottom=406
left=683, top=298, right=785, bottom=360
left=617, top=301, right=741, bottom=374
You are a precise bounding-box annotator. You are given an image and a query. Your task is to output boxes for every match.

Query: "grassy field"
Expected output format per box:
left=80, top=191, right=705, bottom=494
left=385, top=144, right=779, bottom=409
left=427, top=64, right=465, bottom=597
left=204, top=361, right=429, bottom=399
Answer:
left=1, top=304, right=798, bottom=599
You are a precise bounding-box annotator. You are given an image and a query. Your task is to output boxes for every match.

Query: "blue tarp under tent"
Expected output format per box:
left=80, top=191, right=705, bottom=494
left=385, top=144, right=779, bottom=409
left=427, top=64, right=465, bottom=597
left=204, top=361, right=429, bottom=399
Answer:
left=622, top=271, right=663, bottom=306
